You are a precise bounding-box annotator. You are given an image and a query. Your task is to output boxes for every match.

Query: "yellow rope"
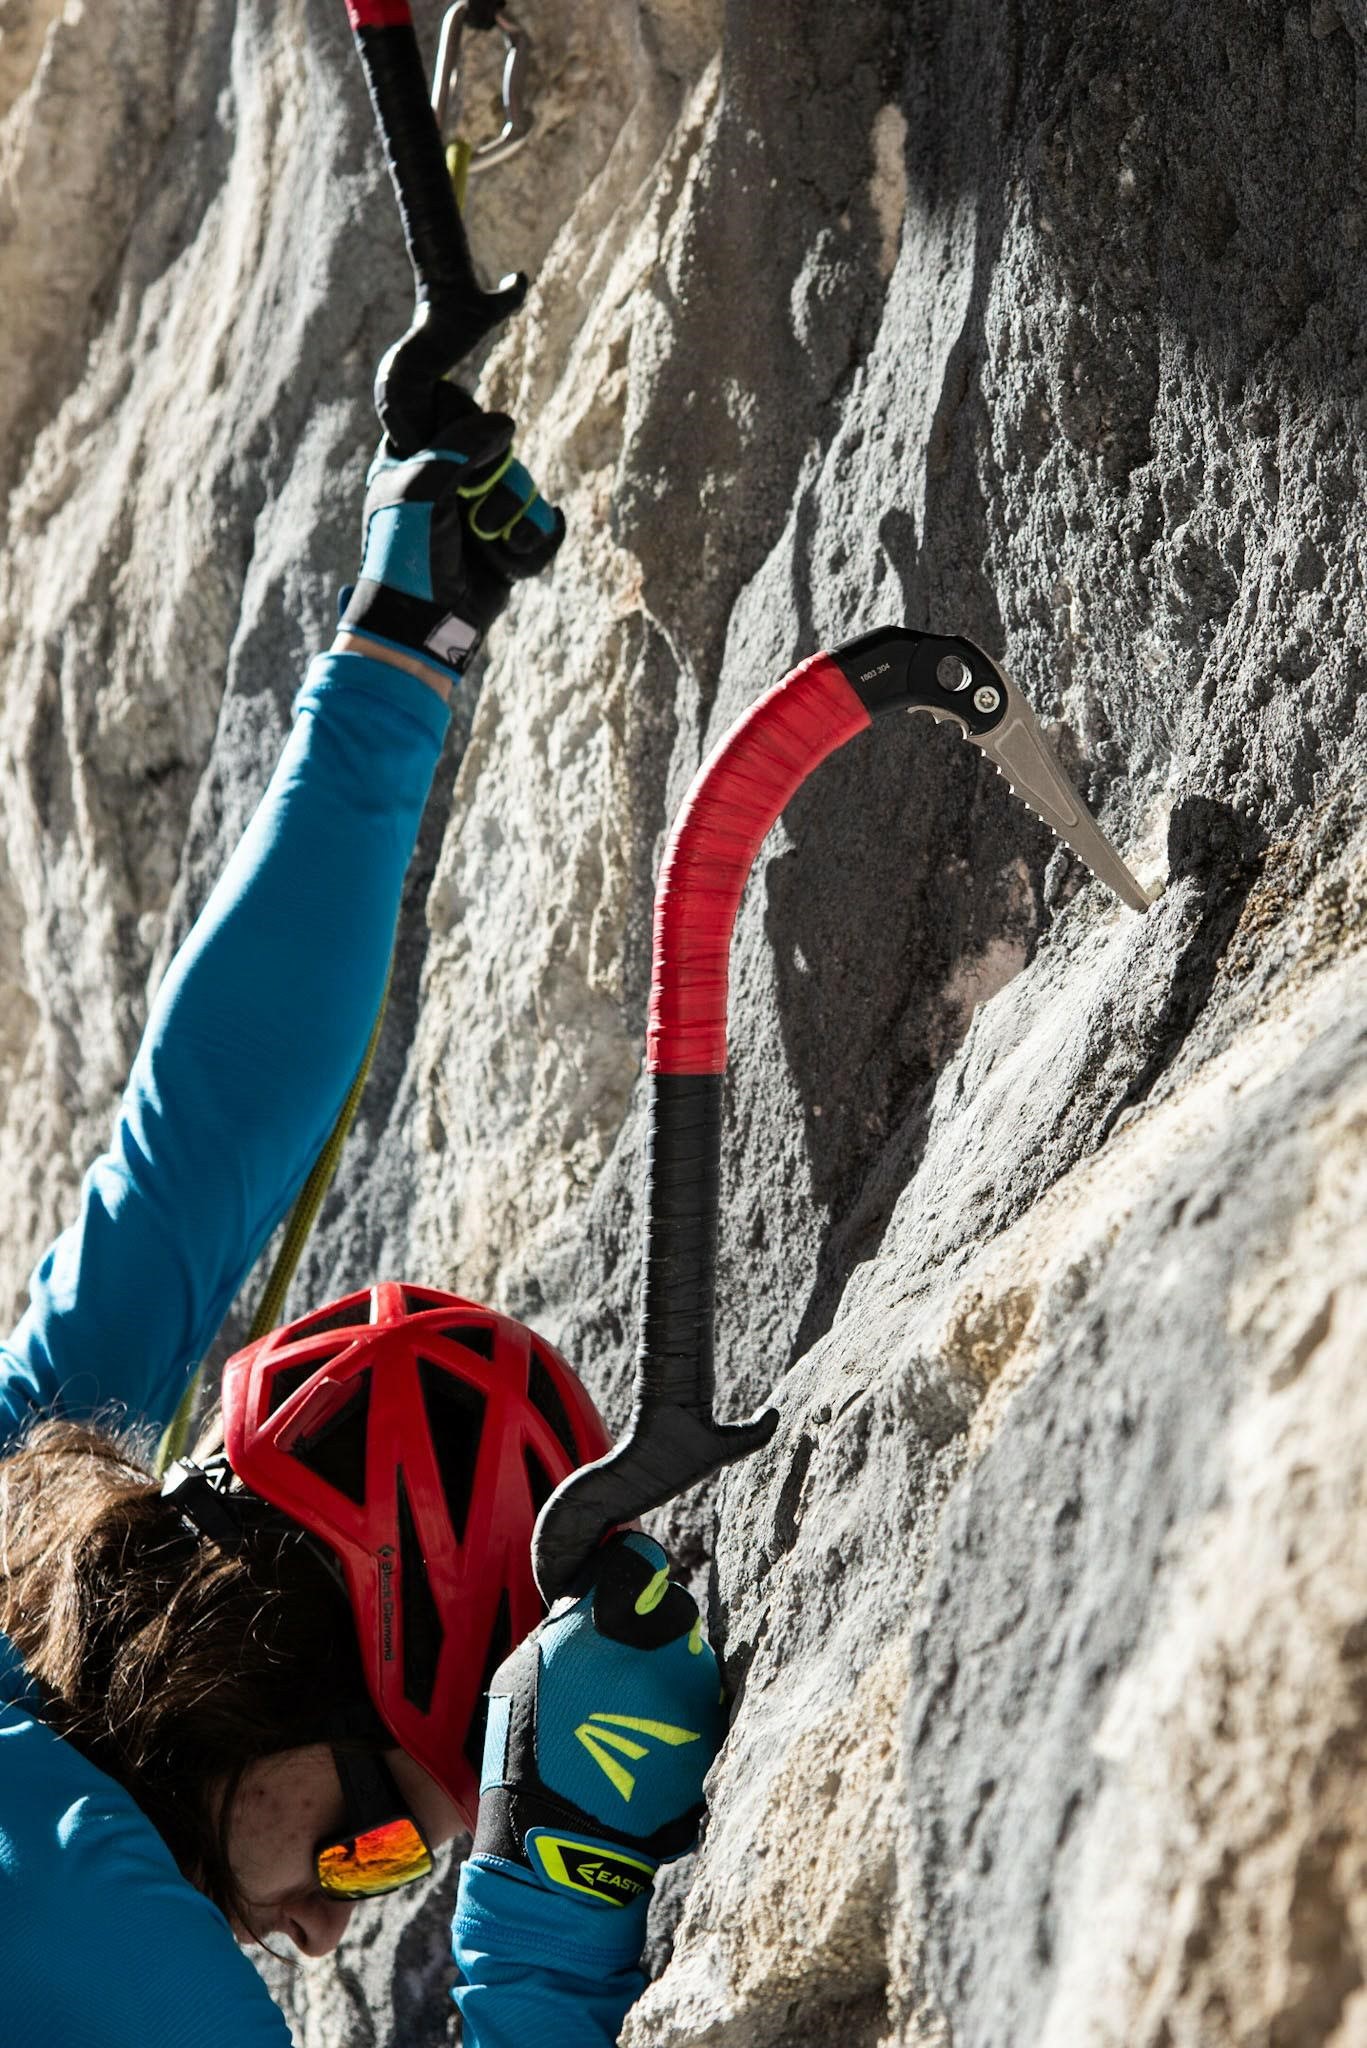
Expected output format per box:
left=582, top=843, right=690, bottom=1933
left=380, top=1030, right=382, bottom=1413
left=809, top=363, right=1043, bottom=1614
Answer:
left=446, top=138, right=473, bottom=214
left=152, top=954, right=394, bottom=1476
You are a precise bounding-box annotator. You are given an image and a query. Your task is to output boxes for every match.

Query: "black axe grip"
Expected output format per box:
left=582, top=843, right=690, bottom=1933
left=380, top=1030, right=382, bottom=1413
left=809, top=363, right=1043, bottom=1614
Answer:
left=348, top=5, right=526, bottom=449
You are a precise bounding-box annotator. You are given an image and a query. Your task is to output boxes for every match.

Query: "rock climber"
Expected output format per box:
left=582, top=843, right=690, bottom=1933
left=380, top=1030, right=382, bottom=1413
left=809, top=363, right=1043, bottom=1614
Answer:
left=0, top=385, right=720, bottom=2045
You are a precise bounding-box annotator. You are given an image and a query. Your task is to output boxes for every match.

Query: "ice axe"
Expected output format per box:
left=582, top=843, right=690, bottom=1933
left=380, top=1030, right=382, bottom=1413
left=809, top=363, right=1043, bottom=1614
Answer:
left=532, top=628, right=1151, bottom=1599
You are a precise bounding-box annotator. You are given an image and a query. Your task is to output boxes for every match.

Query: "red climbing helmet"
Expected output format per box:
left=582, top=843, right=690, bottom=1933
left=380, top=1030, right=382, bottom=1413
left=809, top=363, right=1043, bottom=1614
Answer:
left=221, top=1280, right=611, bottom=1829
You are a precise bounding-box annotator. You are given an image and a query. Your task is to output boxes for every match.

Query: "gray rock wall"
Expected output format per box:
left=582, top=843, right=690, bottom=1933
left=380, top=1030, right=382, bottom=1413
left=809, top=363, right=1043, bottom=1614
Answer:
left=2, top=1, right=1365, bottom=2043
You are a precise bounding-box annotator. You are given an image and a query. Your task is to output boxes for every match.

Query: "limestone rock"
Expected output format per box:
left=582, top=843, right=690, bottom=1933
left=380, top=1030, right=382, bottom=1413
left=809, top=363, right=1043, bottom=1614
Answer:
left=2, top=2, right=1365, bottom=2045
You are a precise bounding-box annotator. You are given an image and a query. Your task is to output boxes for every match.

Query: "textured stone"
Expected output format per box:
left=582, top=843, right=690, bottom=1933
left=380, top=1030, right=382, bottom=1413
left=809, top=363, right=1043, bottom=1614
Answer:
left=2, top=1, right=1366, bottom=2045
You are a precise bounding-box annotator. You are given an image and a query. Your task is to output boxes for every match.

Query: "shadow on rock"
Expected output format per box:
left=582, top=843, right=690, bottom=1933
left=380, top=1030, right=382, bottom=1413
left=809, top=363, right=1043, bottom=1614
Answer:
left=763, top=709, right=1052, bottom=1365
left=1097, top=794, right=1265, bottom=1142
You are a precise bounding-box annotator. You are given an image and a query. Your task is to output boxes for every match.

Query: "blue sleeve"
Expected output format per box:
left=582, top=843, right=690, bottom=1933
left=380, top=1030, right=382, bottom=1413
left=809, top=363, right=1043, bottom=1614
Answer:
left=0, top=652, right=449, bottom=1454
left=453, top=1857, right=648, bottom=2048
left=1, top=1651, right=293, bottom=2047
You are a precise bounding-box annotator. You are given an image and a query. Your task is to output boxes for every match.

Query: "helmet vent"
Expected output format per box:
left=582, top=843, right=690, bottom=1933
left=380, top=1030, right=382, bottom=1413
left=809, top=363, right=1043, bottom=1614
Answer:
left=462, top=1587, right=512, bottom=1782
left=528, top=1349, right=579, bottom=1465
left=417, top=1358, right=487, bottom=1543
left=289, top=1369, right=371, bottom=1505
left=397, top=1468, right=443, bottom=1714
left=289, top=1298, right=369, bottom=1341
left=523, top=1447, right=554, bottom=1518
left=402, top=1287, right=445, bottom=1314
left=266, top=1357, right=325, bottom=1418
left=438, top=1323, right=494, bottom=1361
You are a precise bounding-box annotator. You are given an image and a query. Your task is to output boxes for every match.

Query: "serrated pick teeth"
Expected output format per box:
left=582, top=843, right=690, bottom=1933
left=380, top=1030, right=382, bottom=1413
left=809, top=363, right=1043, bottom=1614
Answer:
left=971, top=671, right=1151, bottom=913
left=991, top=761, right=1047, bottom=815
left=907, top=685, right=1149, bottom=912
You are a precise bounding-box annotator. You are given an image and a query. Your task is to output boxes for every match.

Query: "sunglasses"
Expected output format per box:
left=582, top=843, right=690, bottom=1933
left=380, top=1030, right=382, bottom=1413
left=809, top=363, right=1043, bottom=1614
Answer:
left=315, top=1748, right=435, bottom=1899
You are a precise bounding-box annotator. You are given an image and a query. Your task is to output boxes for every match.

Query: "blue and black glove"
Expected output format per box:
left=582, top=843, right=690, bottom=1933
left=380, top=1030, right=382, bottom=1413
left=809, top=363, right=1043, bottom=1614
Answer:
left=470, top=1533, right=726, bottom=1913
left=339, top=382, right=565, bottom=678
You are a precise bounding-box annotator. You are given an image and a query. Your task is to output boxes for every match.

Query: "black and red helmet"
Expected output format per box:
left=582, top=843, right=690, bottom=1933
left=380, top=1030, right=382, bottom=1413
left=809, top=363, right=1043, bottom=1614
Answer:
left=221, top=1281, right=611, bottom=1830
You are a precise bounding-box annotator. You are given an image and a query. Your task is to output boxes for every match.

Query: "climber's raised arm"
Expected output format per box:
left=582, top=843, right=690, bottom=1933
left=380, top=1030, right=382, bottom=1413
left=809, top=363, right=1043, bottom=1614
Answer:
left=0, top=387, right=553, bottom=1449
left=0, top=387, right=587, bottom=2048
left=0, top=368, right=717, bottom=2048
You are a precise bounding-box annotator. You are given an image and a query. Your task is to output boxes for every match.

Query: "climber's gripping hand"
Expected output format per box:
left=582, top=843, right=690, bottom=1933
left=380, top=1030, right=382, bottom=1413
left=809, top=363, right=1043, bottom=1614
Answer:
left=471, top=1533, right=726, bottom=1913
left=339, top=382, right=565, bottom=678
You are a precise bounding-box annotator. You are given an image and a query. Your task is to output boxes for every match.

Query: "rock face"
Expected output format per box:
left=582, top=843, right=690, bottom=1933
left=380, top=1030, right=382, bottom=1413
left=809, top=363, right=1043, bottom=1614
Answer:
left=2, top=1, right=1366, bottom=2043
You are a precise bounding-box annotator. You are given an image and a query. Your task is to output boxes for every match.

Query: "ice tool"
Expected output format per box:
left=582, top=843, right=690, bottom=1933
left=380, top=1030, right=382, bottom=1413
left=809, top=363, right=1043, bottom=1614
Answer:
left=533, top=627, right=1150, bottom=1597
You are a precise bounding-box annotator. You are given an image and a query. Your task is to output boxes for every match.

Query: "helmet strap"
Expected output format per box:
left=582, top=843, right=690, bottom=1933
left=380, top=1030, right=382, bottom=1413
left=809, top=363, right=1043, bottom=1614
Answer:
left=160, top=1454, right=256, bottom=1551
left=160, top=1455, right=348, bottom=1595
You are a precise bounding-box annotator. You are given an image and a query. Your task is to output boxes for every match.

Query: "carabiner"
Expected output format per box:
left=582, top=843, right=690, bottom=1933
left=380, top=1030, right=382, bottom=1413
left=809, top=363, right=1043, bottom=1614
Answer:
left=431, top=3, right=534, bottom=177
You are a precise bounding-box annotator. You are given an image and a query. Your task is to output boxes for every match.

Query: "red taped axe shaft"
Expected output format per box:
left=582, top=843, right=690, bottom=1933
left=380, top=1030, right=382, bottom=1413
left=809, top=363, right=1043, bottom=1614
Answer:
left=345, top=1, right=413, bottom=27
left=647, top=653, right=870, bottom=1076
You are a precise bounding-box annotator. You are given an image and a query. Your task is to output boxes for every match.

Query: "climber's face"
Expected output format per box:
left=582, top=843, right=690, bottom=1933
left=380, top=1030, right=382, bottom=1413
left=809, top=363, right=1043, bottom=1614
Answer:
left=224, top=1744, right=463, bottom=1955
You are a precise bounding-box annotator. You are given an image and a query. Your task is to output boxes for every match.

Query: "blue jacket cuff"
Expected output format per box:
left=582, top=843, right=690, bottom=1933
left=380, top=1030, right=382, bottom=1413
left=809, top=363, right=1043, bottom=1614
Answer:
left=293, top=650, right=451, bottom=750
left=454, top=1854, right=650, bottom=1971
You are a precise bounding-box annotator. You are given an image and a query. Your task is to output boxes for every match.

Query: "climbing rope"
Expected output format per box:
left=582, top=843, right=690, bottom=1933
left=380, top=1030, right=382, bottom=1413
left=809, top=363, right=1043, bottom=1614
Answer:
left=247, top=960, right=394, bottom=1345
left=153, top=963, right=393, bottom=1475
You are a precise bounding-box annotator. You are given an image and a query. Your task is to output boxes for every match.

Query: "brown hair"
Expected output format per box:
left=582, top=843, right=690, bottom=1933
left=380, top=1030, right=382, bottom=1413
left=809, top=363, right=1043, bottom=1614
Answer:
left=0, top=1407, right=381, bottom=1933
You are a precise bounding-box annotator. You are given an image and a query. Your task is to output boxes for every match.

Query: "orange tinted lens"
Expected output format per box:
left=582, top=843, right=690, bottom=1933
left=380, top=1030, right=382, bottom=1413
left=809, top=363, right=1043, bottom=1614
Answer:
left=317, top=1816, right=434, bottom=1898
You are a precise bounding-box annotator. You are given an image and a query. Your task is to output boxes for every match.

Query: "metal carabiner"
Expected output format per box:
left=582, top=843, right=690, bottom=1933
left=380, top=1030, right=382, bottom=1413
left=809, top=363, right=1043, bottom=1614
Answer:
left=431, top=3, right=534, bottom=177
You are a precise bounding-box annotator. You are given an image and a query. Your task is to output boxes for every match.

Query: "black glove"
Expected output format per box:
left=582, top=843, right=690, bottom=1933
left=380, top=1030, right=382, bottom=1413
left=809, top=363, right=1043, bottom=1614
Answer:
left=339, top=382, right=565, bottom=676
left=470, top=1534, right=726, bottom=1912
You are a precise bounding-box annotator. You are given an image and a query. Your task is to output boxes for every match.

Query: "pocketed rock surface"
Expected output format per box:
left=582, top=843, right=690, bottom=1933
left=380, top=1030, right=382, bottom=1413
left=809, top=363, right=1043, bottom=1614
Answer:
left=2, top=2, right=1366, bottom=2043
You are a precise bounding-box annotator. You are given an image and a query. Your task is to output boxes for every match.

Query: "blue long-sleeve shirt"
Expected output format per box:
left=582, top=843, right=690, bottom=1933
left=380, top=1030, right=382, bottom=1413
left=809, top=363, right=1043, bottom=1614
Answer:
left=0, top=651, right=645, bottom=2047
